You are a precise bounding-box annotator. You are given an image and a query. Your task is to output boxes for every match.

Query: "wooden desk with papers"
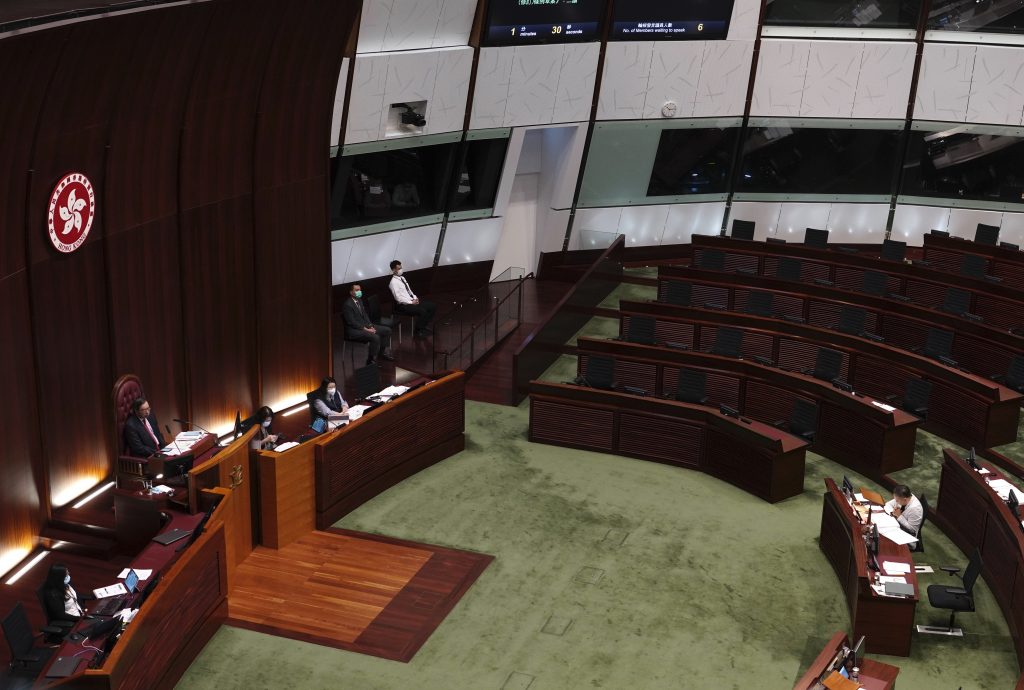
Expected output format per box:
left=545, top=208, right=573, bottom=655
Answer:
left=793, top=630, right=898, bottom=690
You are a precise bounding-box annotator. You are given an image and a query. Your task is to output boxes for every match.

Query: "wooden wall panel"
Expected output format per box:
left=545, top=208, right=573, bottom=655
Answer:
left=105, top=7, right=213, bottom=432
left=252, top=0, right=355, bottom=409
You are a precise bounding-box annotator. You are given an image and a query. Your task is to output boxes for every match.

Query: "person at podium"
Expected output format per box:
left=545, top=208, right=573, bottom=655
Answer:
left=124, top=397, right=165, bottom=457
left=311, top=377, right=349, bottom=431
left=885, top=484, right=924, bottom=536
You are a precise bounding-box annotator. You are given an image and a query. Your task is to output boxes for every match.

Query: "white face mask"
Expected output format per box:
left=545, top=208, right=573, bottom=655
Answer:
left=262, top=420, right=272, bottom=428
left=64, top=575, right=71, bottom=585
left=326, top=388, right=337, bottom=398
left=396, top=269, right=403, bottom=276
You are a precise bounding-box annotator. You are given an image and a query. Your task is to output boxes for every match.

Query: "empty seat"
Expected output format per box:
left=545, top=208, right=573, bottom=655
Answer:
left=664, top=281, right=692, bottom=307
left=711, top=328, right=743, bottom=358
left=675, top=368, right=709, bottom=405
left=836, top=306, right=867, bottom=336
left=861, top=270, right=888, bottom=296
left=776, top=399, right=818, bottom=443
left=918, top=549, right=983, bottom=636
left=810, top=347, right=843, bottom=382
left=698, top=249, right=725, bottom=271
left=804, top=227, right=829, bottom=248
left=975, top=223, right=1000, bottom=246
left=776, top=257, right=802, bottom=282
left=923, top=328, right=954, bottom=361
left=881, top=239, right=907, bottom=262
left=583, top=355, right=615, bottom=390
left=960, top=253, right=987, bottom=279
left=626, top=316, right=657, bottom=346
left=993, top=355, right=1024, bottom=393
left=731, top=219, right=755, bottom=241
left=353, top=364, right=381, bottom=400
left=940, top=287, right=971, bottom=316
left=744, top=291, right=774, bottom=318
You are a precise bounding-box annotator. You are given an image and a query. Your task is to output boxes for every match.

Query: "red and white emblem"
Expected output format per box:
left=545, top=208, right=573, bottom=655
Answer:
left=47, top=172, right=96, bottom=254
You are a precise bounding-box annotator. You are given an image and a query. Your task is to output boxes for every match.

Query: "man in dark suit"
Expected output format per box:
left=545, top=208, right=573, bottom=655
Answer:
left=342, top=283, right=394, bottom=365
left=124, top=397, right=166, bottom=457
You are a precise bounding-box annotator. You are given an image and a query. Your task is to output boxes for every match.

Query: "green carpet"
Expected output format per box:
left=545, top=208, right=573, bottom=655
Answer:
left=176, top=278, right=1021, bottom=690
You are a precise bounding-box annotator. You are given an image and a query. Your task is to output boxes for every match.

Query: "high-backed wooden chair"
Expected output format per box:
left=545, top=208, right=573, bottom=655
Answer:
left=112, top=374, right=148, bottom=480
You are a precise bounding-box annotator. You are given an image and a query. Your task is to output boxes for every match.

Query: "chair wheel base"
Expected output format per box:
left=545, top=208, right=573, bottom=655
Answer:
left=916, top=624, right=963, bottom=637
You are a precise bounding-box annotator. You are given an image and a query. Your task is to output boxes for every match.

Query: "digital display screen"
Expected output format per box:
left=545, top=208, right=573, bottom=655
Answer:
left=611, top=0, right=735, bottom=40
left=483, top=0, right=608, bottom=46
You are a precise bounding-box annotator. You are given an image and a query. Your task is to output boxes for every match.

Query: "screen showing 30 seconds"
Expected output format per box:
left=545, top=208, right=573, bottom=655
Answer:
left=483, top=0, right=608, bottom=46
left=610, top=0, right=735, bottom=40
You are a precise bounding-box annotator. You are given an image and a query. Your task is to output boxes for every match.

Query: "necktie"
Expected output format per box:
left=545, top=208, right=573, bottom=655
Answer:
left=143, top=417, right=159, bottom=446
left=401, top=276, right=414, bottom=299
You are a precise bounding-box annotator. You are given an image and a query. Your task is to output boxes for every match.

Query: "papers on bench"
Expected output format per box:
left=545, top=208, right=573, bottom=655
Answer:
left=871, top=511, right=919, bottom=546
left=118, top=568, right=152, bottom=580
left=366, top=385, right=410, bottom=403
left=160, top=430, right=206, bottom=456
left=272, top=441, right=299, bottom=452
left=348, top=404, right=372, bottom=420
left=987, top=478, right=1024, bottom=503
left=882, top=561, right=912, bottom=575
left=93, top=582, right=128, bottom=599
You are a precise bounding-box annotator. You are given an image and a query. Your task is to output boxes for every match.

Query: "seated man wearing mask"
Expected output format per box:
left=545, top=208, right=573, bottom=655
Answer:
left=124, top=397, right=166, bottom=457
left=389, top=259, right=436, bottom=338
left=884, top=484, right=924, bottom=536
left=342, top=283, right=394, bottom=365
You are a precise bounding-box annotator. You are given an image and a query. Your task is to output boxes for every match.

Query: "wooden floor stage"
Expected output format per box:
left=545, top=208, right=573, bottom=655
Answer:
left=225, top=529, right=493, bottom=662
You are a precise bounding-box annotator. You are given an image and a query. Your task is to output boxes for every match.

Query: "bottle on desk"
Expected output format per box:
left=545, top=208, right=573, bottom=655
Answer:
left=851, top=666, right=860, bottom=682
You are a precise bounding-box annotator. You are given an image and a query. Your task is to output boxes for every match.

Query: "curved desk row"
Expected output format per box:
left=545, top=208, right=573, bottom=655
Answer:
left=658, top=265, right=1024, bottom=382
left=691, top=235, right=1024, bottom=331
left=935, top=449, right=1024, bottom=671
left=793, top=631, right=898, bottom=690
left=924, top=233, right=1024, bottom=292
left=820, top=479, right=919, bottom=657
left=528, top=380, right=808, bottom=503
left=576, top=337, right=921, bottom=479
left=257, top=371, right=466, bottom=547
left=618, top=300, right=1022, bottom=449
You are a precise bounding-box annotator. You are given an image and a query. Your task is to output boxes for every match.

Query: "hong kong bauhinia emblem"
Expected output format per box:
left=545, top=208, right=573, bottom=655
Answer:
left=47, top=172, right=96, bottom=254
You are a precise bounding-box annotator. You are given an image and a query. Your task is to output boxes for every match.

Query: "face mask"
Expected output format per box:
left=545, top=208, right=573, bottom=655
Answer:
left=326, top=388, right=336, bottom=398
left=395, top=269, right=403, bottom=276
left=262, top=420, right=272, bottom=428
left=64, top=575, right=71, bottom=585
left=354, top=290, right=363, bottom=299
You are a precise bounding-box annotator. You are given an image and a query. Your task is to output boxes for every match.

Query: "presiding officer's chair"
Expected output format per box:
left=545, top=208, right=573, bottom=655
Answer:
left=917, top=548, right=983, bottom=637
left=2, top=602, right=58, bottom=672
left=112, top=373, right=149, bottom=482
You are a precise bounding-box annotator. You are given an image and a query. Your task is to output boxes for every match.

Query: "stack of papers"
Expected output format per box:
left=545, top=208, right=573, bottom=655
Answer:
left=367, top=385, right=410, bottom=402
left=872, top=512, right=919, bottom=546
left=118, top=568, right=152, bottom=580
left=987, top=478, right=1023, bottom=503
left=882, top=561, right=912, bottom=575
left=93, top=583, right=128, bottom=598
left=348, top=404, right=372, bottom=420
left=161, top=431, right=207, bottom=456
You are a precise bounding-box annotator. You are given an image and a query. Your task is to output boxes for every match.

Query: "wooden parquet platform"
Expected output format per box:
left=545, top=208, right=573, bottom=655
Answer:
left=225, top=529, right=492, bottom=662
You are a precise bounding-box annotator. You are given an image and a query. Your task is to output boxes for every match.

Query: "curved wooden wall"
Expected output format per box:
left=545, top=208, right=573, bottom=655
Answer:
left=0, top=0, right=357, bottom=571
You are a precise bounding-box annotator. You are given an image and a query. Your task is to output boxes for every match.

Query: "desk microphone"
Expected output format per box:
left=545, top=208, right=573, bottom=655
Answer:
left=166, top=425, right=183, bottom=454
left=173, top=418, right=215, bottom=436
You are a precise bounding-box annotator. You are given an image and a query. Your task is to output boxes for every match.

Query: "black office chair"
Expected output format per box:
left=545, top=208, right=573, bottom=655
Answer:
left=992, top=355, right=1024, bottom=393
left=806, top=347, right=843, bottom=382
left=35, top=585, right=74, bottom=644
left=922, top=328, right=955, bottom=363
left=675, top=368, right=709, bottom=405
left=664, top=281, right=692, bottom=307
left=911, top=494, right=930, bottom=553
left=775, top=399, right=818, bottom=443
left=710, top=327, right=743, bottom=358
left=744, top=291, right=774, bottom=318
left=2, top=602, right=57, bottom=672
left=880, top=239, right=907, bottom=262
left=975, top=223, right=1000, bottom=246
left=582, top=355, right=615, bottom=390
left=731, top=219, right=755, bottom=241
left=626, top=316, right=657, bottom=346
left=776, top=257, right=802, bottom=282
left=804, top=227, right=829, bottom=249
left=836, top=306, right=867, bottom=336
left=353, top=364, right=381, bottom=400
left=886, top=378, right=932, bottom=419
left=940, top=287, right=971, bottom=316
left=861, top=270, right=888, bottom=297
left=918, top=548, right=983, bottom=636
left=698, top=249, right=725, bottom=271
left=960, top=253, right=987, bottom=279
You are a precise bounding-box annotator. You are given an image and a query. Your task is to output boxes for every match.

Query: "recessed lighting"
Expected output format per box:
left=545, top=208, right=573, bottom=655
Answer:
left=72, top=481, right=115, bottom=509
left=5, top=550, right=48, bottom=585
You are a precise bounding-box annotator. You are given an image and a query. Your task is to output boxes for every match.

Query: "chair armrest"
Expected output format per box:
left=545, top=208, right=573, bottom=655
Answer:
left=991, top=373, right=1005, bottom=382
left=42, top=624, right=64, bottom=635
left=940, top=566, right=962, bottom=575
left=52, top=620, right=74, bottom=629
left=944, top=587, right=968, bottom=596
left=772, top=420, right=787, bottom=429
left=883, top=393, right=898, bottom=402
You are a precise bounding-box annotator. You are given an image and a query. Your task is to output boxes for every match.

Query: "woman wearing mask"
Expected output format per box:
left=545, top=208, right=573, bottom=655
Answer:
left=250, top=406, right=281, bottom=450
left=311, top=376, right=349, bottom=431
left=40, top=564, right=87, bottom=623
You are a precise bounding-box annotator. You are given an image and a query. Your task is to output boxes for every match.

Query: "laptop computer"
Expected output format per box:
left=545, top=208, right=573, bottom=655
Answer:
left=46, top=655, right=82, bottom=678
left=152, top=527, right=193, bottom=545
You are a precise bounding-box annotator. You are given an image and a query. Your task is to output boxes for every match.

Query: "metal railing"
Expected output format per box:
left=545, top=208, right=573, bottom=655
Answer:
left=432, top=267, right=530, bottom=372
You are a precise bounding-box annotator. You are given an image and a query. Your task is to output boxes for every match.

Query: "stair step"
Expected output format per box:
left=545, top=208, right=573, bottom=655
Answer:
left=40, top=526, right=117, bottom=559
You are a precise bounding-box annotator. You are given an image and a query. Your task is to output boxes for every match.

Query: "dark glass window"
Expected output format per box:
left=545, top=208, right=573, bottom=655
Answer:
left=737, top=126, right=903, bottom=196
left=647, top=127, right=741, bottom=197
left=482, top=0, right=608, bottom=46
left=901, top=128, right=1024, bottom=205
left=450, top=137, right=511, bottom=213
left=763, top=0, right=922, bottom=29
left=610, top=0, right=735, bottom=40
left=927, top=1, right=1024, bottom=34
left=330, top=143, right=457, bottom=229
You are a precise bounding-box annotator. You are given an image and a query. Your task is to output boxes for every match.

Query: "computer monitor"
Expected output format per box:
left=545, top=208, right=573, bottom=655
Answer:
left=967, top=447, right=980, bottom=470
left=975, top=223, right=1000, bottom=246
left=731, top=219, right=755, bottom=241
left=869, top=524, right=880, bottom=555
left=842, top=475, right=855, bottom=499
left=1007, top=490, right=1020, bottom=519
left=804, top=227, right=829, bottom=248
left=851, top=635, right=866, bottom=668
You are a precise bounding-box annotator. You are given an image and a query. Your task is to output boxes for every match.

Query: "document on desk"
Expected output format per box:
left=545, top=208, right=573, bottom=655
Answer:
left=872, top=513, right=918, bottom=546
left=348, top=404, right=371, bottom=420
left=117, top=568, right=152, bottom=580
left=879, top=575, right=908, bottom=585
left=93, top=583, right=128, bottom=598
left=882, top=561, right=912, bottom=575
left=987, top=478, right=1024, bottom=503
left=272, top=441, right=299, bottom=452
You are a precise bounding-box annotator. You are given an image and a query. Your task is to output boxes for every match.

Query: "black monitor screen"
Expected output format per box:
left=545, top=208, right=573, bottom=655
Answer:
left=610, top=0, right=734, bottom=40
left=483, top=0, right=608, bottom=46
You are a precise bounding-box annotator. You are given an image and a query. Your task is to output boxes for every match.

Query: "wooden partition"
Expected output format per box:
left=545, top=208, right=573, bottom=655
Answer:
left=576, top=337, right=921, bottom=479
left=258, top=372, right=467, bottom=546
left=819, top=479, right=918, bottom=657
left=934, top=449, right=1024, bottom=670
left=924, top=233, right=1024, bottom=290
left=658, top=265, right=1024, bottom=381
left=529, top=381, right=807, bottom=503
left=792, top=631, right=898, bottom=690
left=618, top=300, right=1022, bottom=449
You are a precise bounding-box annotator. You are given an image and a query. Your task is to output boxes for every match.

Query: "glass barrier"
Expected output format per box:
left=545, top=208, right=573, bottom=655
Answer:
left=763, top=0, right=923, bottom=30
left=927, top=1, right=1024, bottom=34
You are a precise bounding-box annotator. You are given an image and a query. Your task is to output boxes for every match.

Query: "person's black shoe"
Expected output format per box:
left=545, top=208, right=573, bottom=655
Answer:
left=380, top=351, right=395, bottom=361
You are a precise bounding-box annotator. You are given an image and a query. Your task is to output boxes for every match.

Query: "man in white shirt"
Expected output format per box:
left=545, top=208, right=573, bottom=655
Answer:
left=884, top=484, right=924, bottom=536
left=389, top=260, right=436, bottom=338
